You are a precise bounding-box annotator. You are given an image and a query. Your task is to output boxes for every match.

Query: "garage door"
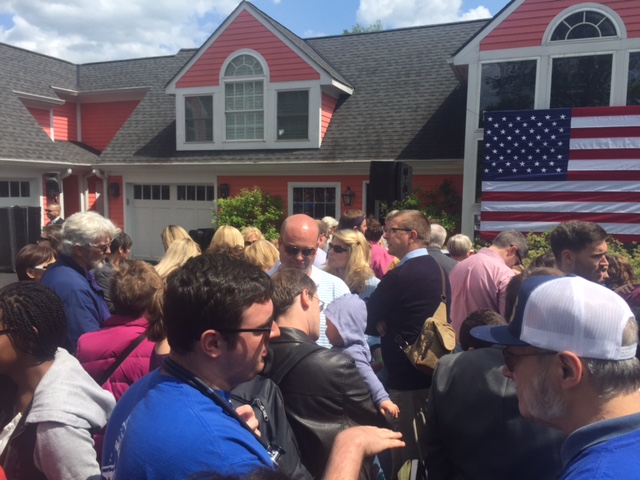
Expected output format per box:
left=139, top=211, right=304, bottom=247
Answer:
left=128, top=183, right=215, bottom=260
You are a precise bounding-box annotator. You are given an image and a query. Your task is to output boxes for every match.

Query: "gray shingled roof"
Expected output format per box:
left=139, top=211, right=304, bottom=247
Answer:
left=0, top=44, right=96, bottom=164
left=99, top=19, right=486, bottom=165
left=0, top=13, right=487, bottom=167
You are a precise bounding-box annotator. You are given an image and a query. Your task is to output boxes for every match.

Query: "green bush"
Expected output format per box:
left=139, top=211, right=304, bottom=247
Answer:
left=215, top=187, right=284, bottom=240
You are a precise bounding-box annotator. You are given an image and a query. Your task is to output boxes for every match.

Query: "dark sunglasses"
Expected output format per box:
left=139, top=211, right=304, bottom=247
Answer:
left=328, top=243, right=348, bottom=254
left=0, top=328, right=11, bottom=336
left=37, top=237, right=51, bottom=243
left=89, top=243, right=110, bottom=253
left=511, top=245, right=523, bottom=266
left=283, top=245, right=316, bottom=257
left=502, top=349, right=555, bottom=373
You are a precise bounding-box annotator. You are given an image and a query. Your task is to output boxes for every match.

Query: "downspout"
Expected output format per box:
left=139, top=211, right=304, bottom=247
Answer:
left=58, top=168, right=73, bottom=216
left=91, top=169, right=110, bottom=219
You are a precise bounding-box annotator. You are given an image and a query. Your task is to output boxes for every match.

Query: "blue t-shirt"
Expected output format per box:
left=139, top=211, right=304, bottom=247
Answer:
left=101, top=370, right=274, bottom=480
left=560, top=412, right=640, bottom=479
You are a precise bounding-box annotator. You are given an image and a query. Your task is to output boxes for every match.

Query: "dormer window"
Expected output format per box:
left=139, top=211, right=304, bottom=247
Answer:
left=550, top=10, right=618, bottom=41
left=224, top=54, right=265, bottom=141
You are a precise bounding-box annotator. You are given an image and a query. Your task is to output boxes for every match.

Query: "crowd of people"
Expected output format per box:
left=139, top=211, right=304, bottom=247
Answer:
left=1, top=206, right=639, bottom=480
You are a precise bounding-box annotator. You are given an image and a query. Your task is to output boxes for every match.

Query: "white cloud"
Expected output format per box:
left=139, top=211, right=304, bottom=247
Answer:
left=357, top=0, right=491, bottom=28
left=0, top=0, right=241, bottom=63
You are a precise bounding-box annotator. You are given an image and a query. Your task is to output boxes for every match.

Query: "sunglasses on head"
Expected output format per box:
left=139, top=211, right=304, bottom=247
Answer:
left=328, top=243, right=348, bottom=254
left=283, top=245, right=316, bottom=257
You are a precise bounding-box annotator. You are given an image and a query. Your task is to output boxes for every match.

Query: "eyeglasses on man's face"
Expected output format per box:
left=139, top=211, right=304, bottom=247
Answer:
left=511, top=245, right=523, bottom=266
left=217, top=319, right=274, bottom=335
left=283, top=245, right=316, bottom=257
left=314, top=295, right=325, bottom=312
left=383, top=227, right=412, bottom=235
left=89, top=243, right=111, bottom=254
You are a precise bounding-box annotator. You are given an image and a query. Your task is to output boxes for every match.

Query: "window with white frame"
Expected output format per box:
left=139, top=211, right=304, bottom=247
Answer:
left=0, top=181, right=30, bottom=198
left=133, top=184, right=170, bottom=200
left=628, top=52, right=640, bottom=105
left=550, top=54, right=612, bottom=108
left=479, top=60, right=536, bottom=125
left=290, top=184, right=338, bottom=218
left=277, top=91, right=309, bottom=140
left=177, top=185, right=215, bottom=201
left=550, top=10, right=618, bottom=41
left=185, top=96, right=213, bottom=142
left=224, top=54, right=265, bottom=140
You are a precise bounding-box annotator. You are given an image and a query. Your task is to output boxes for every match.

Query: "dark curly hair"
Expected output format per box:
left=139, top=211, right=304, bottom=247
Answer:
left=0, top=282, right=67, bottom=360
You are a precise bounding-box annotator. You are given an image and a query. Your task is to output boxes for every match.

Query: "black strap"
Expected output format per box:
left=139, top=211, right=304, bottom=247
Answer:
left=98, top=332, right=148, bottom=385
left=163, top=357, right=270, bottom=452
left=269, top=342, right=323, bottom=385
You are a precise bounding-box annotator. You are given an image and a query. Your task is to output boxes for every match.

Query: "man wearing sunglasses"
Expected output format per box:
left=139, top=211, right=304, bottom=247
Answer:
left=41, top=211, right=119, bottom=352
left=471, top=275, right=640, bottom=480
left=365, top=210, right=450, bottom=478
left=269, top=214, right=350, bottom=348
left=449, top=229, right=528, bottom=336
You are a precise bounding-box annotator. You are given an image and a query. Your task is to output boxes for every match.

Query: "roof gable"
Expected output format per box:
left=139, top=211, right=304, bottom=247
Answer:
left=454, top=0, right=640, bottom=63
left=167, top=2, right=352, bottom=92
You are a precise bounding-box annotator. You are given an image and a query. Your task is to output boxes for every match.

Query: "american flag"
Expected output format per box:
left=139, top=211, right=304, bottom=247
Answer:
left=480, top=106, right=640, bottom=242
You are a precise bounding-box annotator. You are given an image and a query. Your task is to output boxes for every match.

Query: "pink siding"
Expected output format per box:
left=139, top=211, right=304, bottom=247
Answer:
left=29, top=108, right=51, bottom=138
left=62, top=175, right=81, bottom=217
left=107, top=176, right=125, bottom=229
left=481, top=0, right=640, bottom=51
left=87, top=176, right=100, bottom=212
left=216, top=174, right=463, bottom=215
left=81, top=100, right=140, bottom=152
left=53, top=102, right=78, bottom=142
left=177, top=10, right=319, bottom=88
left=321, top=94, right=338, bottom=141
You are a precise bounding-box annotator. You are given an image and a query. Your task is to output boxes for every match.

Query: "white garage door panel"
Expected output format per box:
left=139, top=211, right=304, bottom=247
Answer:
left=129, top=185, right=214, bottom=261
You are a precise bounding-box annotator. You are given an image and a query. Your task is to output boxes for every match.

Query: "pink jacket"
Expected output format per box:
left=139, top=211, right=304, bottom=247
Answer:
left=76, top=315, right=155, bottom=401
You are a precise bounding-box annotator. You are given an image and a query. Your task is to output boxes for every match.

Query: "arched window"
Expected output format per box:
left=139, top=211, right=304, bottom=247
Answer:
left=224, top=54, right=265, bottom=140
left=550, top=10, right=618, bottom=41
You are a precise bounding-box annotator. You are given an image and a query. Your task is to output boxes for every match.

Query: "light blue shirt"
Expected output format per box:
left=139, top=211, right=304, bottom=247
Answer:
left=398, top=247, right=429, bottom=267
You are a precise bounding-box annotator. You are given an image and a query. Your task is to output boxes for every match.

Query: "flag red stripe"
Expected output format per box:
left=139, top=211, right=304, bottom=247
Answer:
left=482, top=191, right=640, bottom=203
left=572, top=106, right=640, bottom=117
left=570, top=148, right=640, bottom=160
left=481, top=211, right=640, bottom=224
left=570, top=126, right=640, bottom=139
left=479, top=231, right=640, bottom=243
left=567, top=171, right=640, bottom=181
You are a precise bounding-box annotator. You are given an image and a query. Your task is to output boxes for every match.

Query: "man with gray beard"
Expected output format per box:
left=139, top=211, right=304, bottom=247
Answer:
left=472, top=275, right=640, bottom=480
left=41, top=211, right=119, bottom=352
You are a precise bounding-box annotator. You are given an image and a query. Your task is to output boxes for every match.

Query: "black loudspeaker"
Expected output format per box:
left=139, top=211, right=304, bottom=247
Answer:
left=45, top=173, right=61, bottom=197
left=0, top=206, right=41, bottom=271
left=368, top=161, right=413, bottom=208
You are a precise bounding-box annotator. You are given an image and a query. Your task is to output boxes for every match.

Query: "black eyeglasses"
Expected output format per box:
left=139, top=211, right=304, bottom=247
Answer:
left=511, top=245, right=523, bottom=266
left=502, top=349, right=555, bottom=373
left=283, top=245, right=316, bottom=257
left=328, top=243, right=348, bottom=254
left=0, top=328, right=12, bottom=336
left=315, top=296, right=325, bottom=312
left=217, top=320, right=274, bottom=335
left=37, top=237, right=51, bottom=243
left=384, top=227, right=412, bottom=235
left=89, top=243, right=110, bottom=253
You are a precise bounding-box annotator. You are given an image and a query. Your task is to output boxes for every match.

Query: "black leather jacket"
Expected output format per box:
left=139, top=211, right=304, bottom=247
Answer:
left=267, top=328, right=386, bottom=479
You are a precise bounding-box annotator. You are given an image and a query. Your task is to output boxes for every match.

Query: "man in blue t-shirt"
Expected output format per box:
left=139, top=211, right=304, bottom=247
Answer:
left=472, top=275, right=640, bottom=480
left=101, top=254, right=280, bottom=479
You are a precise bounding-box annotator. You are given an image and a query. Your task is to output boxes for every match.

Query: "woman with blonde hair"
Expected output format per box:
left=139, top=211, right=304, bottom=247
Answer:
left=205, top=225, right=244, bottom=254
left=241, top=226, right=264, bottom=247
left=245, top=239, right=280, bottom=271
left=447, top=234, right=473, bottom=262
left=160, top=225, right=190, bottom=252
left=155, top=238, right=201, bottom=280
left=325, top=229, right=379, bottom=299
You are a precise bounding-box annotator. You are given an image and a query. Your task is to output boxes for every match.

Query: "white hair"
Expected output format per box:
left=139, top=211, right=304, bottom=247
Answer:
left=60, top=211, right=120, bottom=256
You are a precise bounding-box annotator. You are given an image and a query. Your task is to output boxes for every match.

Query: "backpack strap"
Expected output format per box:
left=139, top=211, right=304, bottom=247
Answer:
left=97, top=332, right=148, bottom=386
left=269, top=342, right=324, bottom=385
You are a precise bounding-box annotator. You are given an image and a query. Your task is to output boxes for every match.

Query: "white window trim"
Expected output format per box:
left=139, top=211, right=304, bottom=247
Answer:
left=288, top=182, right=341, bottom=218
left=542, top=4, right=626, bottom=45
left=175, top=51, right=322, bottom=151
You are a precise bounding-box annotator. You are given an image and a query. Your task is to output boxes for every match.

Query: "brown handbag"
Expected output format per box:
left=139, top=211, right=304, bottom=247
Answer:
left=394, top=265, right=456, bottom=374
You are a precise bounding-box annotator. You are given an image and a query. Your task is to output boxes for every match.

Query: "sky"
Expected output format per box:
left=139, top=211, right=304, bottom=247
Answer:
left=0, top=0, right=511, bottom=64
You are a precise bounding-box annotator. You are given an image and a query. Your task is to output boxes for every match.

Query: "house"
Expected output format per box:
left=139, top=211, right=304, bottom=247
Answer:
left=0, top=1, right=484, bottom=260
left=452, top=0, right=640, bottom=239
